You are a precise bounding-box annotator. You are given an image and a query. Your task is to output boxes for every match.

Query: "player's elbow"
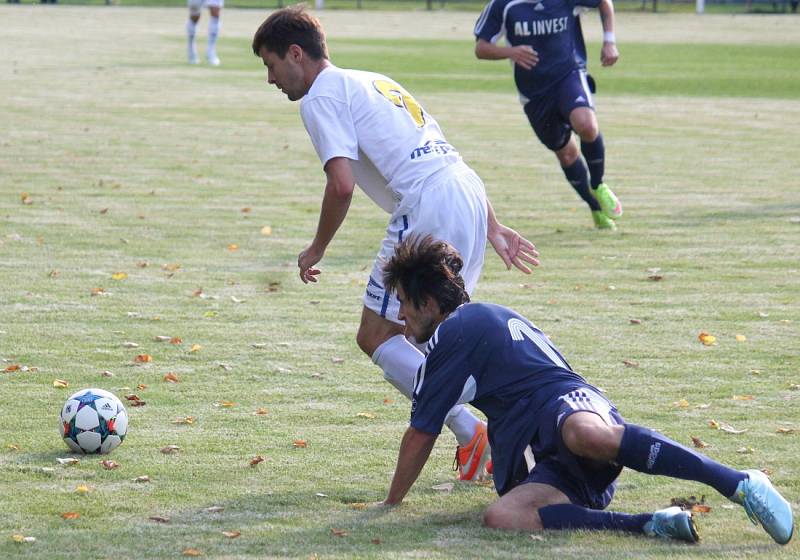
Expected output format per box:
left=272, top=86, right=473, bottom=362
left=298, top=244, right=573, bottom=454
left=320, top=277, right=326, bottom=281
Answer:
left=474, top=40, right=489, bottom=60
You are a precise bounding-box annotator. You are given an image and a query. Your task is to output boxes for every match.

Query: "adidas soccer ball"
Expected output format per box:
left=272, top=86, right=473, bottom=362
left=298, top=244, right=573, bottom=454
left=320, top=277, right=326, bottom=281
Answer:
left=60, top=388, right=128, bottom=454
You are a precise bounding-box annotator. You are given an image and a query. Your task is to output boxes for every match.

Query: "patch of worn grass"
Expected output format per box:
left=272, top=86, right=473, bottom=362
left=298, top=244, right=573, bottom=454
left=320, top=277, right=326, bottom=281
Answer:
left=1, top=7, right=799, bottom=559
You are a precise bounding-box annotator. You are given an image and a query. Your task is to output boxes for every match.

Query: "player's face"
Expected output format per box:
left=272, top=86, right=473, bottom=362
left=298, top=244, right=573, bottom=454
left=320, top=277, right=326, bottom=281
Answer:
left=259, top=45, right=307, bottom=101
left=397, top=286, right=444, bottom=343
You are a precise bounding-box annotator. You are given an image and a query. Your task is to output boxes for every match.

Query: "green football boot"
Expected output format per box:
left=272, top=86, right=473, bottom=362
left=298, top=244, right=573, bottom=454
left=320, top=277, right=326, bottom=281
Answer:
left=592, top=210, right=616, bottom=230
left=593, top=183, right=623, bottom=219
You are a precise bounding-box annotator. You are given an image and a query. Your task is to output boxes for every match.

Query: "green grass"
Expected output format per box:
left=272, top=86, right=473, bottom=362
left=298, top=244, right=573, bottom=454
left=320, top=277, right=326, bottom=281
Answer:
left=1, top=6, right=799, bottom=559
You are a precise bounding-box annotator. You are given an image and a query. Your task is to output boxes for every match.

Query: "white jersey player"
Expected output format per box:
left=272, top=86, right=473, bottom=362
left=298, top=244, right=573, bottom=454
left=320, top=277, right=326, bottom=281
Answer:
left=186, top=0, right=223, bottom=66
left=252, top=7, right=539, bottom=481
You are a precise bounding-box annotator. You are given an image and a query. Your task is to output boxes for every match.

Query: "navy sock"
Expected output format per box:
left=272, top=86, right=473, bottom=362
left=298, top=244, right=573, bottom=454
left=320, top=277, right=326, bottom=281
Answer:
left=617, top=423, right=747, bottom=498
left=539, top=503, right=652, bottom=533
left=561, top=159, right=601, bottom=211
left=580, top=134, right=605, bottom=188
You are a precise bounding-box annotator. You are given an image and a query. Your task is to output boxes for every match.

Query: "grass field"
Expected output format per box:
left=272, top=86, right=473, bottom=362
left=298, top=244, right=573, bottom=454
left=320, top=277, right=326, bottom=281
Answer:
left=2, top=6, right=799, bottom=559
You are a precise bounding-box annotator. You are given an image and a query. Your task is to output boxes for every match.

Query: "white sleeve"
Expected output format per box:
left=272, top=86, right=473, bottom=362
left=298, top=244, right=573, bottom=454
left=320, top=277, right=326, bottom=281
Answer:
left=300, top=96, right=359, bottom=167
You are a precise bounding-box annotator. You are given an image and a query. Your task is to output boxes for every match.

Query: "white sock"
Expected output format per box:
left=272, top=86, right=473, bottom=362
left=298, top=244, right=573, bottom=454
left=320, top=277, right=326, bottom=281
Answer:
left=186, top=19, right=197, bottom=58
left=207, top=16, right=220, bottom=58
left=371, top=334, right=422, bottom=399
left=445, top=406, right=481, bottom=446
left=372, top=334, right=483, bottom=445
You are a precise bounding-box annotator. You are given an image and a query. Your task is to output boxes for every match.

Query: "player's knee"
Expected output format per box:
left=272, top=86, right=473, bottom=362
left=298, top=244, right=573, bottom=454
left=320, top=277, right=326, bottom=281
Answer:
left=355, top=327, right=377, bottom=357
left=563, top=419, right=615, bottom=460
left=575, top=119, right=599, bottom=142
left=483, top=503, right=544, bottom=531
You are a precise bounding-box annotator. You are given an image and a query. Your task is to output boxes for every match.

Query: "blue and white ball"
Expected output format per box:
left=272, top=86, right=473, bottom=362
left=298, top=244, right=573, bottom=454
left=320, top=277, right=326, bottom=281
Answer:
left=60, top=388, right=128, bottom=454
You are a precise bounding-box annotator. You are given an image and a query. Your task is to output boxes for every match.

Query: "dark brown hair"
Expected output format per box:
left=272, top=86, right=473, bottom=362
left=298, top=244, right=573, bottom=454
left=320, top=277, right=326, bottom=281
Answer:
left=383, top=235, right=469, bottom=315
left=252, top=6, right=328, bottom=60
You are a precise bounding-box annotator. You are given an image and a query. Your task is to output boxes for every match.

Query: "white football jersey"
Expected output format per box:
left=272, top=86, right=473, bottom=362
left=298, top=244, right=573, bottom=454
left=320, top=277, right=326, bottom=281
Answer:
left=300, top=65, right=463, bottom=214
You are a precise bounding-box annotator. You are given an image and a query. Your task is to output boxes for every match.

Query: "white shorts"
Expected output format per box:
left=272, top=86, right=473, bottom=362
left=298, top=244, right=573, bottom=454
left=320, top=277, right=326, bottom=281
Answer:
left=364, top=162, right=487, bottom=324
left=188, top=0, right=223, bottom=15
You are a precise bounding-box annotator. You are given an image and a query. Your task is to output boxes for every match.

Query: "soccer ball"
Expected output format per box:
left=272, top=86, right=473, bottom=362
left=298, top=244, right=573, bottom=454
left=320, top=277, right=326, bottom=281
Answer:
left=60, top=388, right=128, bottom=454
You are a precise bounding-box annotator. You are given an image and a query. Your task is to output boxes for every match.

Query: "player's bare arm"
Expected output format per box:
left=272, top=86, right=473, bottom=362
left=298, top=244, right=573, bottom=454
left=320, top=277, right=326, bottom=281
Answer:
left=486, top=200, right=540, bottom=274
left=475, top=39, right=539, bottom=70
left=298, top=157, right=355, bottom=284
left=599, top=0, right=619, bottom=67
left=384, top=427, right=438, bottom=506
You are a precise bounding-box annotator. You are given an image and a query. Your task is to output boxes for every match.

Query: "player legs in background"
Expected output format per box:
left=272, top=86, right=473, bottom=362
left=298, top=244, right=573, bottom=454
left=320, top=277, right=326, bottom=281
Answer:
left=186, top=0, right=222, bottom=66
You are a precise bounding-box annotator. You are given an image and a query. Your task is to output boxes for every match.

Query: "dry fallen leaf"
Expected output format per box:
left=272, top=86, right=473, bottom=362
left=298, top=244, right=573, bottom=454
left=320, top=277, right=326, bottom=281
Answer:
left=162, top=263, right=181, bottom=272
left=130, top=400, right=147, bottom=407
left=75, top=485, right=90, bottom=495
left=330, top=528, right=348, bottom=537
left=530, top=535, right=545, bottom=542
left=133, top=475, right=151, bottom=483
left=736, top=447, right=755, bottom=454
left=254, top=408, right=269, bottom=416
left=647, top=274, right=664, bottom=281
left=111, top=272, right=128, bottom=281
left=260, top=225, right=272, bottom=236
left=205, top=506, right=225, bottom=513
left=122, top=342, right=139, bottom=348
left=217, top=401, right=235, bottom=408
left=101, top=460, right=119, bottom=469
left=189, top=344, right=202, bottom=353
left=4, top=364, right=21, bottom=372
left=712, top=421, right=747, bottom=434
left=154, top=335, right=171, bottom=342
left=170, top=337, right=183, bottom=344
left=227, top=244, right=239, bottom=251
left=348, top=502, right=369, bottom=510
left=163, top=372, right=179, bottom=383
left=149, top=516, right=170, bottom=524
left=21, top=192, right=33, bottom=205
left=698, top=332, right=717, bottom=346
left=733, top=395, right=754, bottom=401
left=56, top=457, right=80, bottom=465
left=60, top=512, right=80, bottom=519
left=222, top=531, right=241, bottom=539
left=293, top=440, right=308, bottom=448
left=53, top=379, right=69, bottom=388
left=125, top=394, right=142, bottom=401
left=249, top=455, right=265, bottom=467
left=775, top=427, right=795, bottom=434
left=137, top=383, right=147, bottom=390
left=708, top=419, right=720, bottom=430
left=691, top=504, right=712, bottom=513
left=383, top=398, right=394, bottom=405
left=161, top=445, right=180, bottom=454
left=173, top=416, right=195, bottom=425
left=629, top=318, right=642, bottom=325
left=690, top=436, right=710, bottom=449
left=240, top=207, right=251, bottom=214
left=622, top=359, right=639, bottom=368
left=673, top=399, right=690, bottom=408
left=371, top=538, right=382, bottom=545
left=735, top=334, right=747, bottom=342
left=356, top=412, right=376, bottom=419
left=182, top=548, right=202, bottom=557
left=90, top=287, right=106, bottom=296
left=6, top=444, right=21, bottom=451
left=331, top=357, right=344, bottom=364
left=431, top=483, right=455, bottom=492
left=134, top=354, right=152, bottom=363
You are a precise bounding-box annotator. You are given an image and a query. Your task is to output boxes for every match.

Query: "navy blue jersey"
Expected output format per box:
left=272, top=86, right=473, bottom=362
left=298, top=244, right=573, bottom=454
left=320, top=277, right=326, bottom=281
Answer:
left=475, top=0, right=600, bottom=98
left=410, top=302, right=594, bottom=495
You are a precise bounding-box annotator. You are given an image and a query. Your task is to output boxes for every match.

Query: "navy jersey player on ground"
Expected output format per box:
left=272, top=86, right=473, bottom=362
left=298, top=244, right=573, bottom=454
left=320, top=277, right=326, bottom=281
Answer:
left=380, top=235, right=793, bottom=544
left=475, top=0, right=623, bottom=230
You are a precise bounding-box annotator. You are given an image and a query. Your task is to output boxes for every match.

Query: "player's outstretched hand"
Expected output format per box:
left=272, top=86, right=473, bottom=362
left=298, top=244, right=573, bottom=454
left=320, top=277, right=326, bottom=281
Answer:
left=298, top=244, right=324, bottom=284
left=601, top=42, right=619, bottom=67
left=509, top=45, right=539, bottom=70
left=488, top=224, right=539, bottom=274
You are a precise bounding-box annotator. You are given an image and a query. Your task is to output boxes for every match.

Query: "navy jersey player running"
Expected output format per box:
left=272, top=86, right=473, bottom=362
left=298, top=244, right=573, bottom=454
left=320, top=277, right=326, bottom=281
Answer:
left=475, top=0, right=623, bottom=230
left=380, top=235, right=793, bottom=545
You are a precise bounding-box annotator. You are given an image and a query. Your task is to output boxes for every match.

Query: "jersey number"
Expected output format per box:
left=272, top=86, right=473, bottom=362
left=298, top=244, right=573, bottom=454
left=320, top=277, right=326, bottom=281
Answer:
left=507, top=318, right=568, bottom=369
left=373, top=80, right=426, bottom=127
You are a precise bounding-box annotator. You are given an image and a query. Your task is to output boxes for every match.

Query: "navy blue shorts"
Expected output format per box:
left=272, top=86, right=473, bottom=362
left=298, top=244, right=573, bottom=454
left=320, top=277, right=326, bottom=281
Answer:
left=523, top=69, right=595, bottom=152
left=521, top=387, right=625, bottom=510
